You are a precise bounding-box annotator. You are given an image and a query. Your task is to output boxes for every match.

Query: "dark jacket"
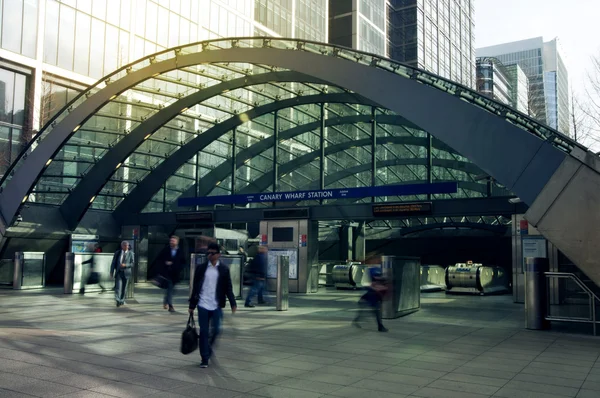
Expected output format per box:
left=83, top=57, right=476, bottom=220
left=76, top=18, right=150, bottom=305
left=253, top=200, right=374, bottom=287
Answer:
left=189, top=261, right=237, bottom=310
left=157, top=246, right=186, bottom=283
left=110, top=250, right=134, bottom=278
left=247, top=252, right=267, bottom=279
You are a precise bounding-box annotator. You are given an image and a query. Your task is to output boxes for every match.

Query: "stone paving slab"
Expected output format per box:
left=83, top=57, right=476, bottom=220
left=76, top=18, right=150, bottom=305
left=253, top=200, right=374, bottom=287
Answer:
left=0, top=286, right=599, bottom=397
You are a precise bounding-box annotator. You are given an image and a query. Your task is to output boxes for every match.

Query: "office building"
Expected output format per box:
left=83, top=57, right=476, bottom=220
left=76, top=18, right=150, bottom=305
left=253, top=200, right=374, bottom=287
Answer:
left=476, top=57, right=529, bottom=115
left=477, top=37, right=569, bottom=134
left=386, top=0, right=475, bottom=88
left=328, top=0, right=387, bottom=56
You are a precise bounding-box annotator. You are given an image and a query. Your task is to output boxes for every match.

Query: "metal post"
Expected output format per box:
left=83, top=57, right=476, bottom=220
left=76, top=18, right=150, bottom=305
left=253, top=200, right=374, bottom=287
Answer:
left=189, top=253, right=198, bottom=298
left=13, top=252, right=23, bottom=290
left=231, top=127, right=237, bottom=196
left=426, top=133, right=433, bottom=200
left=276, top=256, right=289, bottom=311
left=320, top=103, right=326, bottom=204
left=525, top=257, right=549, bottom=330
left=272, top=111, right=279, bottom=207
left=371, top=107, right=377, bottom=202
left=64, top=252, right=74, bottom=294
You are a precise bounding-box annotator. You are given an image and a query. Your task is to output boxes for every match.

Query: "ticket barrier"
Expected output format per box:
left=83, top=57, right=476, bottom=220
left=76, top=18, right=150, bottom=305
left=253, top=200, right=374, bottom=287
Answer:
left=13, top=252, right=46, bottom=290
left=377, top=256, right=421, bottom=319
left=189, top=254, right=243, bottom=299
left=63, top=253, right=129, bottom=297
left=332, top=263, right=370, bottom=289
left=318, top=263, right=336, bottom=286
left=445, top=262, right=509, bottom=295
left=420, top=265, right=446, bottom=292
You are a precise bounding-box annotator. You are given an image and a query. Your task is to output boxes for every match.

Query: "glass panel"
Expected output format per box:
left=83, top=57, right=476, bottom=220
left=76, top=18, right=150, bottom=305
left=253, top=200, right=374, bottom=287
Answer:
left=43, top=0, right=59, bottom=64
left=89, top=19, right=105, bottom=79
left=57, top=5, right=76, bottom=70
left=1, top=0, right=23, bottom=53
left=22, top=0, right=39, bottom=58
left=74, top=12, right=91, bottom=75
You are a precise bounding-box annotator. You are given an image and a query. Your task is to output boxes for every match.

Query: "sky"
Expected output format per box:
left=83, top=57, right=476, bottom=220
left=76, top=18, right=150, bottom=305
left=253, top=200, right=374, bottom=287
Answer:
left=474, top=0, right=600, bottom=97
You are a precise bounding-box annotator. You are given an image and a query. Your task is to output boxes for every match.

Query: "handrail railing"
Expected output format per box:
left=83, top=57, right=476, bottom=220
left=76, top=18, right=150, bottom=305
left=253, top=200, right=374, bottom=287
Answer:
left=544, top=272, right=599, bottom=335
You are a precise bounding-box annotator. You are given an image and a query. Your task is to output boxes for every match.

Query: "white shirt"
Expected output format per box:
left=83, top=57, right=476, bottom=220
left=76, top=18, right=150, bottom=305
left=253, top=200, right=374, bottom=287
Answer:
left=199, top=261, right=219, bottom=311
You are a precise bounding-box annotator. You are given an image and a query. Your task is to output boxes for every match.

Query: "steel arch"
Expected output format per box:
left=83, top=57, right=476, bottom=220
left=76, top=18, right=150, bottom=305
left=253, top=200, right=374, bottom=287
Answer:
left=58, top=71, right=326, bottom=229
left=0, top=39, right=572, bottom=233
left=112, top=92, right=376, bottom=219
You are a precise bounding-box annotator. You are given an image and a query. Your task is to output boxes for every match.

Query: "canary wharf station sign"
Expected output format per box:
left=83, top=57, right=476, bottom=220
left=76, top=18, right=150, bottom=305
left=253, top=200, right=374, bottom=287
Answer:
left=178, top=182, right=458, bottom=207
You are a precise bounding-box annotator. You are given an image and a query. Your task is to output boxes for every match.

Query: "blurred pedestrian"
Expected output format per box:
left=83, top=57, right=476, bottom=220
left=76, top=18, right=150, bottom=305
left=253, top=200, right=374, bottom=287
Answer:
left=244, top=245, right=269, bottom=307
left=237, top=246, right=247, bottom=266
left=189, top=243, right=237, bottom=368
left=353, top=267, right=389, bottom=332
left=157, top=235, right=186, bottom=312
left=110, top=241, right=134, bottom=307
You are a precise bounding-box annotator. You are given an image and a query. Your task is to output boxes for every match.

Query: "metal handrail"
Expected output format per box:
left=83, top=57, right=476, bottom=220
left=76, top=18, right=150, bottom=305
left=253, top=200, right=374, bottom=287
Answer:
left=544, top=272, right=599, bottom=335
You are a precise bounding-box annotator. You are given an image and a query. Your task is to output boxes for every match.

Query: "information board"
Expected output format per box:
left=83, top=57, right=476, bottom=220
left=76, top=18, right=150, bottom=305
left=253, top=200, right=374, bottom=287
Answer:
left=267, top=249, right=298, bottom=280
left=372, top=202, right=433, bottom=217
left=522, top=236, right=547, bottom=273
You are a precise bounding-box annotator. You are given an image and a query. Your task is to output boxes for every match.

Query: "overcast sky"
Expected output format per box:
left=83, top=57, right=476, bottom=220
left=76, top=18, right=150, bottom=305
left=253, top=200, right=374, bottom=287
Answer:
left=475, top=0, right=600, bottom=96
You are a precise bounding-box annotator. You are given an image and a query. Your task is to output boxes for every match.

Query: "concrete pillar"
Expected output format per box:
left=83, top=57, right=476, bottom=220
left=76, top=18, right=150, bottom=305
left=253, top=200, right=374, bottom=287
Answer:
left=353, top=222, right=366, bottom=261
left=340, top=225, right=353, bottom=262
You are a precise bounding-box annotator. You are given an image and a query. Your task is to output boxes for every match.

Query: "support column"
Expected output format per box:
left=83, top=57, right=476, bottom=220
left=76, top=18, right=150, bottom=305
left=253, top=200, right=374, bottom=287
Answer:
left=231, top=127, right=237, bottom=209
left=353, top=221, right=366, bottom=262
left=371, top=107, right=377, bottom=202
left=137, top=225, right=149, bottom=282
left=427, top=133, right=433, bottom=200
left=340, top=225, right=353, bottom=262
left=320, top=103, right=326, bottom=204
left=273, top=111, right=279, bottom=207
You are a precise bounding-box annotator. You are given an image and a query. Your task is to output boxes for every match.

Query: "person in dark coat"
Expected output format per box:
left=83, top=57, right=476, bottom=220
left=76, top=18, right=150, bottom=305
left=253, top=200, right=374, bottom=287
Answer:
left=244, top=245, right=269, bottom=307
left=157, top=235, right=186, bottom=312
left=189, top=243, right=237, bottom=368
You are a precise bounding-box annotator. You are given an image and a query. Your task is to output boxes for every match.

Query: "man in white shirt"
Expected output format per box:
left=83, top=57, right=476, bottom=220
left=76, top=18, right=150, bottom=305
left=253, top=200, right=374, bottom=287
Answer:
left=189, top=243, right=237, bottom=368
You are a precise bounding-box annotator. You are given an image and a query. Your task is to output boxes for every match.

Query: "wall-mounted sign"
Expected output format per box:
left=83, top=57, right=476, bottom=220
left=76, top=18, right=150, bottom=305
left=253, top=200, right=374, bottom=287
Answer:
left=178, top=182, right=457, bottom=207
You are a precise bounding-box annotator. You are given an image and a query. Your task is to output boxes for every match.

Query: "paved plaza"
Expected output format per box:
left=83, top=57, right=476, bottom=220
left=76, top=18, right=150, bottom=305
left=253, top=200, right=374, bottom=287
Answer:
left=0, top=285, right=599, bottom=398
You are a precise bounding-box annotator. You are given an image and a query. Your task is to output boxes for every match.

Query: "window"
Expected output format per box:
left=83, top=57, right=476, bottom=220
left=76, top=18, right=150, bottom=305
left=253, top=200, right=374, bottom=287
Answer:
left=57, top=5, right=76, bottom=70
left=89, top=19, right=105, bottom=78
left=1, top=0, right=23, bottom=54
left=43, top=0, right=59, bottom=64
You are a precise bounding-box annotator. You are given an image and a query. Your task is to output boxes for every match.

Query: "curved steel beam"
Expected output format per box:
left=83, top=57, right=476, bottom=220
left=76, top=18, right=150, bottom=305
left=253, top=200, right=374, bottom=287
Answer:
left=237, top=157, right=483, bottom=197
left=0, top=44, right=566, bottom=231
left=113, top=92, right=376, bottom=219
left=58, top=71, right=325, bottom=229
left=176, top=114, right=459, bottom=201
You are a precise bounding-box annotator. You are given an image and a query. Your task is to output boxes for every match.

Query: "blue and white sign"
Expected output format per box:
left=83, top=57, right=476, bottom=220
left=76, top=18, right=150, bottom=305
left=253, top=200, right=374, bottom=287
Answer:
left=178, top=182, right=458, bottom=207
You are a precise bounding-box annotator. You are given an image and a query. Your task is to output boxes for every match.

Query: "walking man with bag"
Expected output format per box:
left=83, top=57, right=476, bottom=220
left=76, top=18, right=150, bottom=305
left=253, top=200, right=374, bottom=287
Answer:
left=110, top=241, right=134, bottom=307
left=189, top=243, right=237, bottom=368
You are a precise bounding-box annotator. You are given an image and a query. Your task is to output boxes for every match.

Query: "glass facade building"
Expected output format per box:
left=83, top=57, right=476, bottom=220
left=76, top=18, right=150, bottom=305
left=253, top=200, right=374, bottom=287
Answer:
left=477, top=37, right=569, bottom=135
left=475, top=58, right=511, bottom=106
left=328, top=0, right=387, bottom=57
left=387, top=0, right=475, bottom=88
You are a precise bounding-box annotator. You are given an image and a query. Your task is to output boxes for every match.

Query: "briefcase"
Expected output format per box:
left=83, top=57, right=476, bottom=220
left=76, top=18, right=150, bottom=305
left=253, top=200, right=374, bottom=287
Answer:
left=150, top=275, right=169, bottom=289
left=181, top=314, right=199, bottom=355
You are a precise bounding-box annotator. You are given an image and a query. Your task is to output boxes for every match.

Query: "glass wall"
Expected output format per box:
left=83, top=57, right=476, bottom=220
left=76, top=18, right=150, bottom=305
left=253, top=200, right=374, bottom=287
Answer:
left=0, top=64, right=30, bottom=176
left=0, top=0, right=39, bottom=58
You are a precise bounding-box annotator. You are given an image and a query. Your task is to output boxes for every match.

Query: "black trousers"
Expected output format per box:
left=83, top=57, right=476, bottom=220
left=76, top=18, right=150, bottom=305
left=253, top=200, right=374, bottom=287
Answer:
left=354, top=300, right=384, bottom=328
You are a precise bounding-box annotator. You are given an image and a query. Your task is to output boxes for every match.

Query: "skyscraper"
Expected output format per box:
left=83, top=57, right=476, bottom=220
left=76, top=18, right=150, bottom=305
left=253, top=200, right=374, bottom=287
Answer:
left=387, top=0, right=476, bottom=88
left=477, top=37, right=569, bottom=134
left=475, top=58, right=529, bottom=115
left=328, top=0, right=387, bottom=57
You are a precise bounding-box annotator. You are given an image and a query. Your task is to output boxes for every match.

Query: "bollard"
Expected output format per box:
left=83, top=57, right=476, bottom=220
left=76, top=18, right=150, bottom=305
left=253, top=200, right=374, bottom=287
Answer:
left=276, top=256, right=289, bottom=311
left=525, top=257, right=549, bottom=330
left=13, top=252, right=24, bottom=290
left=64, top=253, right=75, bottom=294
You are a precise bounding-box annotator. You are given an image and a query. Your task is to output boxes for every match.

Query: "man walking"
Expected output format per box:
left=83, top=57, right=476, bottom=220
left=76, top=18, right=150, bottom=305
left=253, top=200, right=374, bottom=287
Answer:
left=110, top=241, right=134, bottom=307
left=157, top=235, right=186, bottom=312
left=189, top=243, right=237, bottom=368
left=244, top=245, right=269, bottom=308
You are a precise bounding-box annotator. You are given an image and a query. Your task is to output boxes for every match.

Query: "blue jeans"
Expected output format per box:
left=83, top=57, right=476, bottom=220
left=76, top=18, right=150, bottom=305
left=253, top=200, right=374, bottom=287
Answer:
left=198, top=306, right=222, bottom=362
left=114, top=273, right=128, bottom=304
left=245, top=279, right=265, bottom=305
left=163, top=280, right=174, bottom=306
